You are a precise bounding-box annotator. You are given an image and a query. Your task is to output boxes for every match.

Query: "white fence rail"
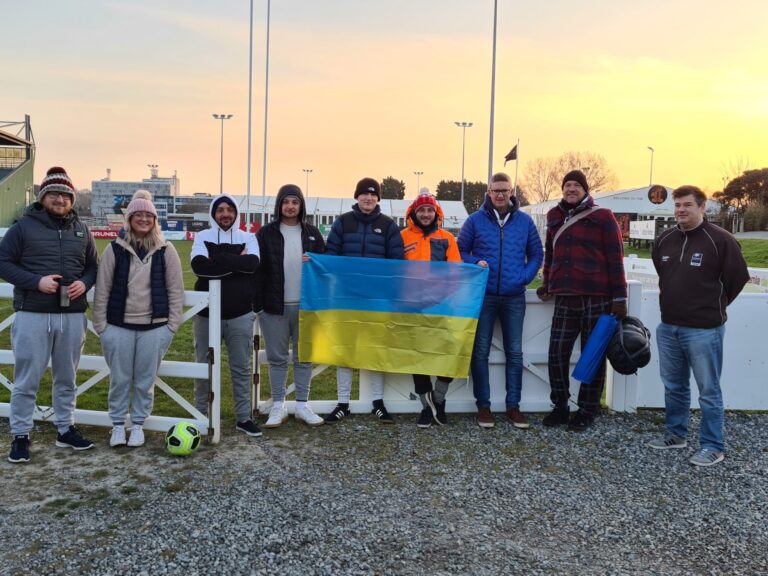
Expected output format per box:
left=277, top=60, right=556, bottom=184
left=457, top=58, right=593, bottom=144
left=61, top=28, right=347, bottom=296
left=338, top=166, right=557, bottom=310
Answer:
left=2, top=276, right=764, bottom=432
left=0, top=281, right=223, bottom=443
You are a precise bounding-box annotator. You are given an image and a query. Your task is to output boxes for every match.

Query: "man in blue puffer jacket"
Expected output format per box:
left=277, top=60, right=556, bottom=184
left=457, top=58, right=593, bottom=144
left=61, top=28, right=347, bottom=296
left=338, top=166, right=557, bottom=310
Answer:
left=324, top=177, right=404, bottom=424
left=458, top=172, right=543, bottom=429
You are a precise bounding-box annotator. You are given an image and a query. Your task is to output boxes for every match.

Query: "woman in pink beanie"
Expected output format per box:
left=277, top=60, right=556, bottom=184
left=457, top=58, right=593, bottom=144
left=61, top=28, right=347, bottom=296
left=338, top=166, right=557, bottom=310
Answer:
left=93, top=190, right=184, bottom=448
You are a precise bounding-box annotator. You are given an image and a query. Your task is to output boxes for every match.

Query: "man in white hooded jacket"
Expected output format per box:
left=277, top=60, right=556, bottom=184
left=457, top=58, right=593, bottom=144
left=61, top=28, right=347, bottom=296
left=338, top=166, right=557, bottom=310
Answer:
left=191, top=194, right=262, bottom=437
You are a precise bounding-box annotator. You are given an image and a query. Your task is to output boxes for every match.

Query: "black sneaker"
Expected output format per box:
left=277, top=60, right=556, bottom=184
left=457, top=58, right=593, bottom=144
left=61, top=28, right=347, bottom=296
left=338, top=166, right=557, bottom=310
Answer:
left=236, top=420, right=263, bottom=437
left=568, top=410, right=594, bottom=432
left=434, top=401, right=448, bottom=426
left=55, top=426, right=95, bottom=451
left=542, top=407, right=570, bottom=427
left=8, top=435, right=30, bottom=463
left=324, top=404, right=350, bottom=423
left=417, top=407, right=433, bottom=429
left=423, top=391, right=438, bottom=419
left=371, top=403, right=394, bottom=424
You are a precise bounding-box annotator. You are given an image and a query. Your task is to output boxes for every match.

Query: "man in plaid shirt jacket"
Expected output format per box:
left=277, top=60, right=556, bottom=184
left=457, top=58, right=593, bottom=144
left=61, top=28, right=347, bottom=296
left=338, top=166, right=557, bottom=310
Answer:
left=536, top=170, right=627, bottom=431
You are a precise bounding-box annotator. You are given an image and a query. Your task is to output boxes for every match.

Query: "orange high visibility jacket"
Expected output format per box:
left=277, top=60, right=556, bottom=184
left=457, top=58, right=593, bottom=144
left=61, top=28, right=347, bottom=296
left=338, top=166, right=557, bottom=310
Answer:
left=400, top=202, right=461, bottom=263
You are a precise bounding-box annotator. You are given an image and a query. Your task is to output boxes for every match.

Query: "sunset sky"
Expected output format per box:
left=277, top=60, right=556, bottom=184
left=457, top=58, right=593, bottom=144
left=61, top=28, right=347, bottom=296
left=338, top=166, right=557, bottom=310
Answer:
left=5, top=0, right=767, bottom=199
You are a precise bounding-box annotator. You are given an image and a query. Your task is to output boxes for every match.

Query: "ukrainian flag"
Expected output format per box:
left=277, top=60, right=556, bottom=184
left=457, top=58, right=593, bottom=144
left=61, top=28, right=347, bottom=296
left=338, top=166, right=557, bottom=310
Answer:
left=299, top=254, right=488, bottom=378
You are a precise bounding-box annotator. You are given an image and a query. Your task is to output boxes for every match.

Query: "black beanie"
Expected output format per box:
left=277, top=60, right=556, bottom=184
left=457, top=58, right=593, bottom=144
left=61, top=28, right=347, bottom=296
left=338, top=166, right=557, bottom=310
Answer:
left=354, top=177, right=381, bottom=199
left=562, top=170, right=589, bottom=193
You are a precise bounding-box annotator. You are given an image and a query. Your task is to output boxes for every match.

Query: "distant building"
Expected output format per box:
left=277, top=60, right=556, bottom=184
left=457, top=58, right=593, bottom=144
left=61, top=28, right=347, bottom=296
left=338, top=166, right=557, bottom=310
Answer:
left=91, top=165, right=181, bottom=219
left=0, top=116, right=35, bottom=227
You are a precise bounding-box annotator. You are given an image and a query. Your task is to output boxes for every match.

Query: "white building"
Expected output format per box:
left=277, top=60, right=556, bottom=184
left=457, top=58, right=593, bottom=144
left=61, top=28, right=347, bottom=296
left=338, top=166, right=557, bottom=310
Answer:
left=91, top=167, right=180, bottom=219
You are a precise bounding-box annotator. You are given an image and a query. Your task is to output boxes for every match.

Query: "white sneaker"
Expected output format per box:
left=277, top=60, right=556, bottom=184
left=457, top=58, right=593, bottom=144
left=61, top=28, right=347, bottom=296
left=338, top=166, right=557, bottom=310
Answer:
left=127, top=425, right=145, bottom=447
left=264, top=403, right=288, bottom=429
left=295, top=404, right=324, bottom=427
left=110, top=425, right=127, bottom=447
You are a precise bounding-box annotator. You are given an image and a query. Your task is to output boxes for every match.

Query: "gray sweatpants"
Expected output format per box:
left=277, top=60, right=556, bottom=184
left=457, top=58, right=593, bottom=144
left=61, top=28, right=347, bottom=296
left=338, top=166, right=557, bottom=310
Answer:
left=10, top=311, right=87, bottom=436
left=194, top=311, right=255, bottom=422
left=259, top=304, right=313, bottom=402
left=100, top=324, right=174, bottom=426
left=337, top=367, right=384, bottom=404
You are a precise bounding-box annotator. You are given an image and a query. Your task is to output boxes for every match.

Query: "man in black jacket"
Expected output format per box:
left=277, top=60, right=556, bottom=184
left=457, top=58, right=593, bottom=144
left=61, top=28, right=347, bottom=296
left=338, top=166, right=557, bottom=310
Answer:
left=648, top=185, right=749, bottom=466
left=191, top=194, right=262, bottom=437
left=0, top=167, right=99, bottom=463
left=255, top=184, right=325, bottom=429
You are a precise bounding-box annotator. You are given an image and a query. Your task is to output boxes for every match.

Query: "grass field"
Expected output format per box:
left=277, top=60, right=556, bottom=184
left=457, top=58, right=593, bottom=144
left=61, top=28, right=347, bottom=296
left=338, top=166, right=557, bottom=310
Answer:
left=1, top=237, right=765, bottom=420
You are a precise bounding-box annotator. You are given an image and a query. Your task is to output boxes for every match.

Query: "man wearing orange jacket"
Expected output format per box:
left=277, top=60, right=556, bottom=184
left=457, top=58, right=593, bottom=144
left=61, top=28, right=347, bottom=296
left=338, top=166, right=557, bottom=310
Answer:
left=401, top=192, right=461, bottom=428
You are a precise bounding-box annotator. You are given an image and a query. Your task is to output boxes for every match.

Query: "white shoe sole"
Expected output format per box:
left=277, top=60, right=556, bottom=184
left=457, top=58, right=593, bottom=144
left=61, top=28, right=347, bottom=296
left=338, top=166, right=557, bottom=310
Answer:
left=296, top=415, right=324, bottom=427
left=55, top=441, right=94, bottom=451
left=264, top=414, right=289, bottom=429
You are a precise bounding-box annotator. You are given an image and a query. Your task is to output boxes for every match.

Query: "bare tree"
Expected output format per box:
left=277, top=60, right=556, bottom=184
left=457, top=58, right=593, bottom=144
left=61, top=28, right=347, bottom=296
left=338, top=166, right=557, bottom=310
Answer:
left=521, top=157, right=560, bottom=203
left=720, top=156, right=752, bottom=190
left=555, top=151, right=618, bottom=193
left=522, top=151, right=619, bottom=204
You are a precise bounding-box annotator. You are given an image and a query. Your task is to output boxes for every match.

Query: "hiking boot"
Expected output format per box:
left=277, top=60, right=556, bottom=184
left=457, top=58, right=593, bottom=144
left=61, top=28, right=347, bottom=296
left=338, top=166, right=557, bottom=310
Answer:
left=56, top=426, right=94, bottom=450
left=371, top=402, right=394, bottom=424
left=417, top=407, right=433, bottom=429
left=542, top=407, right=570, bottom=427
left=127, top=425, right=145, bottom=447
left=8, top=435, right=30, bottom=463
left=110, top=426, right=127, bottom=448
left=506, top=407, right=530, bottom=429
left=434, top=401, right=448, bottom=426
left=567, top=410, right=594, bottom=432
left=689, top=448, right=725, bottom=467
left=236, top=420, right=263, bottom=437
left=325, top=404, right=350, bottom=423
left=264, top=403, right=289, bottom=429
left=295, top=404, right=324, bottom=427
left=647, top=436, right=687, bottom=450
left=477, top=407, right=495, bottom=429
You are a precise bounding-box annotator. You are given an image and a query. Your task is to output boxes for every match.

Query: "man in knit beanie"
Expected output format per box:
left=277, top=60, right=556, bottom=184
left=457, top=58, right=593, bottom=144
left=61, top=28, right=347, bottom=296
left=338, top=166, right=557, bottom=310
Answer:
left=0, top=166, right=99, bottom=463
left=536, top=169, right=627, bottom=431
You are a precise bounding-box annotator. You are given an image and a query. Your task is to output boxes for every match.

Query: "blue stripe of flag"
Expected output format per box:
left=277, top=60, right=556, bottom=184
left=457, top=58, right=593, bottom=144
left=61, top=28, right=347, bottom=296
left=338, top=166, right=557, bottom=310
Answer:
left=301, top=254, right=487, bottom=318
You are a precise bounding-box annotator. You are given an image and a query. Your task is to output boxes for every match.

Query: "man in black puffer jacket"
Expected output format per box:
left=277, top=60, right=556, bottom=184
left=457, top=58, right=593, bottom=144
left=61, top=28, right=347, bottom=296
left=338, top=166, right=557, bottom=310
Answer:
left=323, top=177, right=404, bottom=424
left=0, top=167, right=99, bottom=463
left=255, top=184, right=325, bottom=429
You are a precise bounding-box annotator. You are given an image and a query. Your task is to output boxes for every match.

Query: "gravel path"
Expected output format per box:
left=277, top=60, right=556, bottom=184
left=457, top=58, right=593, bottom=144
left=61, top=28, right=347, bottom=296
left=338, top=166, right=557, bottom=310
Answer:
left=1, top=410, right=766, bottom=575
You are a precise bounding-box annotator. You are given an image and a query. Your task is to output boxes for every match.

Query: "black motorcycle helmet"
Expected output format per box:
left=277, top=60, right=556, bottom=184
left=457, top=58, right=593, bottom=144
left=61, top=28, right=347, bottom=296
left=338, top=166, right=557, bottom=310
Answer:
left=607, top=316, right=651, bottom=375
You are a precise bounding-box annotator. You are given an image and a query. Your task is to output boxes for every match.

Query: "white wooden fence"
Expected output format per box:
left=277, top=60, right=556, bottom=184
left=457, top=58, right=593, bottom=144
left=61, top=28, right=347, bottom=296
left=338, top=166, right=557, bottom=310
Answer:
left=0, top=281, right=224, bottom=442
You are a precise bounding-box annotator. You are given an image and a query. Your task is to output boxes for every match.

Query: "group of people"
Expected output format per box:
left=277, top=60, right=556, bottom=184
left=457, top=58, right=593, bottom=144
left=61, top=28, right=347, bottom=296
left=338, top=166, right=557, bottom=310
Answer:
left=0, top=166, right=749, bottom=467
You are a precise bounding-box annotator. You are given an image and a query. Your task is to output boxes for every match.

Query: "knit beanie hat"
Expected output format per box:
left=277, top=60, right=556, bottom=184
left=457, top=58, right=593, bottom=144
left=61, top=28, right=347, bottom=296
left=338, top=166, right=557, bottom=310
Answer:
left=38, top=166, right=76, bottom=202
left=562, top=170, right=589, bottom=193
left=354, top=177, right=381, bottom=199
left=410, top=192, right=439, bottom=213
left=125, top=189, right=157, bottom=219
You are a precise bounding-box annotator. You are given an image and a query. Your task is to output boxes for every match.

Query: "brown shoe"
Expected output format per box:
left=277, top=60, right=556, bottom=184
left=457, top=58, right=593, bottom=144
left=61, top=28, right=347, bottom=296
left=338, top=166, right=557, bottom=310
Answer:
left=477, top=407, right=495, bottom=429
left=506, top=407, right=530, bottom=429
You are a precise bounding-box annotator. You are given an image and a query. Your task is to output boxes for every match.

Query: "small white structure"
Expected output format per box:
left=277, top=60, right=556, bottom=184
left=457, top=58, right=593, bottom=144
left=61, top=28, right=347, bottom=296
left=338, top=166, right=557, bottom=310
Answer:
left=237, top=195, right=469, bottom=234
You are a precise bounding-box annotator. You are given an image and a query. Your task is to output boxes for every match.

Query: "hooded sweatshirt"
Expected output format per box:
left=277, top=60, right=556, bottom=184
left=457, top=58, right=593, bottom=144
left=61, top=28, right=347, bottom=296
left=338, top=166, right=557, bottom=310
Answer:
left=400, top=199, right=461, bottom=263
left=190, top=194, right=260, bottom=319
left=254, top=186, right=326, bottom=315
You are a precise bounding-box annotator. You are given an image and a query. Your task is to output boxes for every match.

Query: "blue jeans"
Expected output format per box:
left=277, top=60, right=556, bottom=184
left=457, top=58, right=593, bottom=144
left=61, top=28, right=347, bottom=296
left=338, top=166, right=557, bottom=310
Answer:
left=656, top=322, right=725, bottom=452
left=470, top=293, right=526, bottom=409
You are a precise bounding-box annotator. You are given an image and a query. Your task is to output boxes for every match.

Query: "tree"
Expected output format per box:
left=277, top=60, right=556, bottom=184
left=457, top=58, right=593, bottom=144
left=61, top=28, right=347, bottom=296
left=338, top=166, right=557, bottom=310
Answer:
left=435, top=180, right=487, bottom=214
left=73, top=189, right=92, bottom=217
left=522, top=151, right=619, bottom=204
left=714, top=168, right=768, bottom=211
left=380, top=176, right=405, bottom=199
left=177, top=202, right=211, bottom=215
